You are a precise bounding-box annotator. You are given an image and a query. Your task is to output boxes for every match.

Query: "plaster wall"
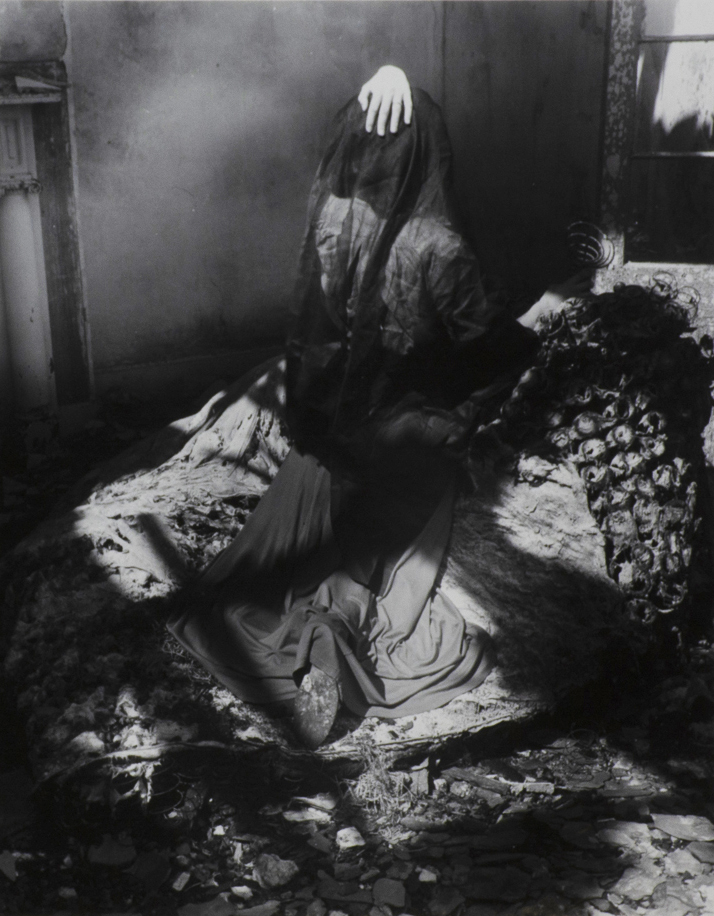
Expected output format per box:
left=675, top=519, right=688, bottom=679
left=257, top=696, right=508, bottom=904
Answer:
left=0, top=1, right=607, bottom=393
left=66, top=1, right=445, bottom=376
left=65, top=1, right=608, bottom=384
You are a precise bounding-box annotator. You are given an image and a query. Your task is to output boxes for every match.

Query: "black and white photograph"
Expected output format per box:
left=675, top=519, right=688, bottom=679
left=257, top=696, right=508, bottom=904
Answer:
left=1, top=1, right=714, bottom=913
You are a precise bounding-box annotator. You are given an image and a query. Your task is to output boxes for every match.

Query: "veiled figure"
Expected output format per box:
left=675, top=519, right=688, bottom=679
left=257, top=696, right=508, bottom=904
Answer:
left=168, top=88, right=541, bottom=745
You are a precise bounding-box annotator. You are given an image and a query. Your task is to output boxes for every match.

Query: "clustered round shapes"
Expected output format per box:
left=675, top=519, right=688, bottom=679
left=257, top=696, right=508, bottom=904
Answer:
left=501, top=278, right=714, bottom=632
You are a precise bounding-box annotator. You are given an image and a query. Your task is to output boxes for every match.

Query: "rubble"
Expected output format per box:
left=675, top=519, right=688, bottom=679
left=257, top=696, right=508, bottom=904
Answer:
left=0, top=283, right=712, bottom=914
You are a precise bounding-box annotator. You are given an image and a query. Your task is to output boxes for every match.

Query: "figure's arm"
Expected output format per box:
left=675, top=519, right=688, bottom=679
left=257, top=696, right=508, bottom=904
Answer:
left=517, top=269, right=594, bottom=329
left=358, top=65, right=413, bottom=136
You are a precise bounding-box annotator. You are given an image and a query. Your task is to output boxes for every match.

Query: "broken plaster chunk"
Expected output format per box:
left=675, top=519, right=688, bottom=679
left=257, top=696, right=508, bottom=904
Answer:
left=230, top=885, right=254, bottom=900
left=335, top=827, right=366, bottom=850
left=610, top=863, right=664, bottom=901
left=418, top=867, right=439, bottom=883
left=253, top=852, right=299, bottom=888
left=652, top=814, right=714, bottom=842
left=172, top=872, right=191, bottom=892
left=664, top=847, right=705, bottom=877
left=688, top=841, right=714, bottom=864
left=283, top=807, right=332, bottom=825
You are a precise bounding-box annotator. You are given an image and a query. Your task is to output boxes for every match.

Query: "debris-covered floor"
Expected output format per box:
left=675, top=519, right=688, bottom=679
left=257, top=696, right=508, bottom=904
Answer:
left=0, top=388, right=713, bottom=916
left=1, top=654, right=714, bottom=916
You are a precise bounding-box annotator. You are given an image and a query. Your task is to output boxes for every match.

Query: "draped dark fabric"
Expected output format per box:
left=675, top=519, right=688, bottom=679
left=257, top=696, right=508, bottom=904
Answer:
left=168, top=90, right=539, bottom=721
left=286, top=89, right=537, bottom=464
left=285, top=89, right=538, bottom=586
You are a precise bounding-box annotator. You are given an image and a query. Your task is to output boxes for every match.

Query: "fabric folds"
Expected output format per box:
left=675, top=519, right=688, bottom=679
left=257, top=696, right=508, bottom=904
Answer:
left=168, top=89, right=539, bottom=723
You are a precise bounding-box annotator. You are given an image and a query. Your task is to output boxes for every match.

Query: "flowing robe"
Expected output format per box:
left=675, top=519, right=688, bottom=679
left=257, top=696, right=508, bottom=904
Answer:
left=168, top=90, right=538, bottom=718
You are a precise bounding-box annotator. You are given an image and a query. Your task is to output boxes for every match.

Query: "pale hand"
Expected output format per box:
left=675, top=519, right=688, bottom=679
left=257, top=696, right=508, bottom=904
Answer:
left=358, top=65, right=413, bottom=136
left=518, top=269, right=594, bottom=330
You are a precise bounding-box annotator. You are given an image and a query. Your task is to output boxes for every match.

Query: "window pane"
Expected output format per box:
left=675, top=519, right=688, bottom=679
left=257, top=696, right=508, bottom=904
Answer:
left=626, top=157, right=714, bottom=262
left=643, top=0, right=714, bottom=38
left=635, top=40, right=714, bottom=152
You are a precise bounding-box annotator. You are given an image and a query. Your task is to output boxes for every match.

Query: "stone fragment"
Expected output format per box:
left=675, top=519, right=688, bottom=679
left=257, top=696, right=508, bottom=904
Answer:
left=410, top=761, right=430, bottom=795
left=231, top=885, right=254, bottom=900
left=664, top=847, right=704, bottom=876
left=688, top=841, right=714, bottom=864
left=443, top=768, right=508, bottom=795
left=517, top=782, right=555, bottom=795
left=306, top=901, right=327, bottom=916
left=450, top=781, right=475, bottom=798
left=609, top=864, right=663, bottom=901
left=87, top=833, right=137, bottom=867
left=386, top=860, right=413, bottom=879
left=361, top=867, right=381, bottom=881
left=571, top=770, right=610, bottom=789
left=335, top=827, right=365, bottom=850
left=293, top=793, right=337, bottom=811
left=172, top=872, right=191, bottom=892
left=473, top=787, right=504, bottom=807
left=663, top=877, right=706, bottom=909
left=333, top=863, right=362, bottom=881
left=373, top=877, right=406, bottom=907
left=596, top=820, right=653, bottom=852
left=429, top=886, right=465, bottom=916
left=652, top=814, right=714, bottom=842
left=58, top=887, right=77, bottom=899
left=254, top=853, right=299, bottom=888
left=307, top=833, right=332, bottom=854
left=418, top=867, right=439, bottom=883
left=655, top=897, right=694, bottom=916
left=283, top=808, right=331, bottom=824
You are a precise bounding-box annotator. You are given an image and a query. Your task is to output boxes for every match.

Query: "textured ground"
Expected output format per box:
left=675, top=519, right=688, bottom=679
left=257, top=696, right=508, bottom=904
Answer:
left=0, top=360, right=712, bottom=915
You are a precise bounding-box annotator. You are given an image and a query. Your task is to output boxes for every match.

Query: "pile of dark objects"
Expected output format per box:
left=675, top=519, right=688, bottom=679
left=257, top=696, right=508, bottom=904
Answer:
left=498, top=275, right=714, bottom=656
left=0, top=278, right=714, bottom=916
